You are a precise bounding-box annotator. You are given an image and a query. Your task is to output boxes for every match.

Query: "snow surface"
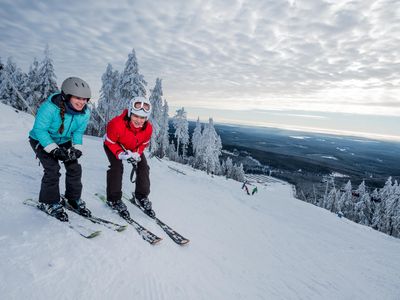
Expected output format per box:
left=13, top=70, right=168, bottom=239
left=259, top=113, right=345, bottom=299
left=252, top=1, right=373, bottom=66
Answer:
left=1, top=103, right=400, bottom=300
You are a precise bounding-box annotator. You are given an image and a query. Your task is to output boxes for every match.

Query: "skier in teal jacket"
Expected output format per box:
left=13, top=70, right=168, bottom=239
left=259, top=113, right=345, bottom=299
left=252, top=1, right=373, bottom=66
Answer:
left=29, top=77, right=91, bottom=222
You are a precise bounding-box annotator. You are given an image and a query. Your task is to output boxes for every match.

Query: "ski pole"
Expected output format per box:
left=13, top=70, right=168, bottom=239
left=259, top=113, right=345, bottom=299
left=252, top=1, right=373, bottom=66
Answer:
left=119, top=143, right=137, bottom=183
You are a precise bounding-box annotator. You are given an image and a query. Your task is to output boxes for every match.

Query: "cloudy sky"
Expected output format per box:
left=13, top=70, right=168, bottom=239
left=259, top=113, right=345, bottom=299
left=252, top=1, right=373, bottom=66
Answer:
left=1, top=0, right=399, bottom=140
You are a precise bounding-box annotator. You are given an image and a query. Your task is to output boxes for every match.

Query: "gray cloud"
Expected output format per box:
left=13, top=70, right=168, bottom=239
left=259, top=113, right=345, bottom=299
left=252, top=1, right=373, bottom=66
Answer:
left=0, top=0, right=399, bottom=115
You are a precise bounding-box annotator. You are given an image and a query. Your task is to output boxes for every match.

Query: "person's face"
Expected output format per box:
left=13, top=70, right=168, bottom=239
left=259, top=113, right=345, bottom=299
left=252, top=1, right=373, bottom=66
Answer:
left=130, top=113, right=147, bottom=128
left=70, top=96, right=88, bottom=111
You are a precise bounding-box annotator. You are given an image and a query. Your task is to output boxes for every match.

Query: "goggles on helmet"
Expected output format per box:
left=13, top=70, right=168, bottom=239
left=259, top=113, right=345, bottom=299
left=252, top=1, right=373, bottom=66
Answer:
left=132, top=100, right=151, bottom=113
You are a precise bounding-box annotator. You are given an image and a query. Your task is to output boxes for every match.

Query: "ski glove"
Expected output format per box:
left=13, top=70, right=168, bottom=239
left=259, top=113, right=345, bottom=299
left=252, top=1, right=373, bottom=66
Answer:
left=50, top=147, right=69, bottom=161
left=118, top=150, right=134, bottom=160
left=69, top=147, right=82, bottom=161
left=130, top=152, right=141, bottom=162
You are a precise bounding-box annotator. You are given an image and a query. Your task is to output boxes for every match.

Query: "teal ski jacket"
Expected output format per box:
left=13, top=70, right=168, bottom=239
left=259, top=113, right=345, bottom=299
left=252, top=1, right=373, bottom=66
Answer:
left=29, top=93, right=91, bottom=152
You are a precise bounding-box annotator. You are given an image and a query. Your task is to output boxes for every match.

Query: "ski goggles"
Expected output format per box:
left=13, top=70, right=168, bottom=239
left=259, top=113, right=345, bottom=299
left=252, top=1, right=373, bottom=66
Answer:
left=132, top=101, right=151, bottom=113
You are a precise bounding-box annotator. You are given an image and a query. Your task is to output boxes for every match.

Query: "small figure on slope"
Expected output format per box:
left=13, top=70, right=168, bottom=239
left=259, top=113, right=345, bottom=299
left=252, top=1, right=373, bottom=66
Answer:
left=242, top=181, right=250, bottom=195
left=252, top=186, right=258, bottom=195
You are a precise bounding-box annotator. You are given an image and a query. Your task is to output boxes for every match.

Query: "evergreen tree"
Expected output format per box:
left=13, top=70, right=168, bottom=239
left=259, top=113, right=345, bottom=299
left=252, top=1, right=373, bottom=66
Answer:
left=85, top=103, right=103, bottom=136
left=0, top=57, right=34, bottom=114
left=97, top=63, right=120, bottom=134
left=380, top=179, right=399, bottom=235
left=354, top=181, right=372, bottom=225
left=338, top=181, right=354, bottom=218
left=158, top=101, right=170, bottom=158
left=172, top=107, right=189, bottom=158
left=26, top=58, right=42, bottom=113
left=232, top=163, right=245, bottom=181
left=149, top=78, right=165, bottom=156
left=192, top=117, right=202, bottom=156
left=192, top=118, right=203, bottom=168
left=390, top=183, right=400, bottom=237
left=372, top=177, right=393, bottom=232
left=197, top=118, right=222, bottom=174
left=0, top=57, right=17, bottom=106
left=37, top=45, right=58, bottom=101
left=326, top=187, right=339, bottom=213
left=116, top=49, right=147, bottom=112
left=224, top=157, right=234, bottom=178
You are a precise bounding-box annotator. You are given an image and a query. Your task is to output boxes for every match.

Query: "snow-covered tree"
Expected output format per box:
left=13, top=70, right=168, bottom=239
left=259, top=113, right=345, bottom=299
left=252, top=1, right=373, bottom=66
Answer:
left=325, top=187, right=340, bottom=213
left=192, top=117, right=202, bottom=156
left=0, top=57, right=34, bottom=114
left=26, top=58, right=42, bottom=113
left=37, top=45, right=58, bottom=101
left=338, top=181, right=354, bottom=218
left=191, top=118, right=203, bottom=168
left=390, top=183, right=400, bottom=237
left=372, top=178, right=393, bottom=232
left=0, top=57, right=17, bottom=106
left=158, top=101, right=170, bottom=158
left=354, top=181, right=372, bottom=225
left=232, top=163, right=245, bottom=181
left=116, top=49, right=147, bottom=113
left=149, top=78, right=165, bottom=156
left=98, top=63, right=120, bottom=123
left=224, top=157, right=234, bottom=178
left=196, top=118, right=222, bottom=174
left=172, top=107, right=189, bottom=158
left=379, top=178, right=399, bottom=235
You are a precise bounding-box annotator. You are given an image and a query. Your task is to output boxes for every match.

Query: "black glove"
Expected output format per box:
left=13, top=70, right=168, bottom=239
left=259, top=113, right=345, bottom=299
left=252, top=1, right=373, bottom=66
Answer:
left=69, top=147, right=82, bottom=161
left=50, top=147, right=69, bottom=161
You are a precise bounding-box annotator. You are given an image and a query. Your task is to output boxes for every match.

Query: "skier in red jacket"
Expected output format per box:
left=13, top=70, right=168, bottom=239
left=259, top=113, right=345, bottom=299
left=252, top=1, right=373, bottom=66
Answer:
left=103, top=96, right=154, bottom=218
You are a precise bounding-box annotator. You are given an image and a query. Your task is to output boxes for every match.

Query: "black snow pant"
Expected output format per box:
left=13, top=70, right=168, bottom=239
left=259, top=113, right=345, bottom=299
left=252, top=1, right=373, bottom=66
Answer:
left=104, top=144, right=150, bottom=203
left=29, top=137, right=83, bottom=204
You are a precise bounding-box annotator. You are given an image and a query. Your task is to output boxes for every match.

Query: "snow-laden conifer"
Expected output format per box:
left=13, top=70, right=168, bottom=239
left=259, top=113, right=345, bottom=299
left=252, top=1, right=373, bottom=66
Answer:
left=37, top=45, right=58, bottom=101
left=116, top=49, right=147, bottom=112
left=196, top=118, right=222, bottom=174
left=172, top=107, right=189, bottom=159
left=149, top=78, right=165, bottom=156
left=98, top=63, right=120, bottom=123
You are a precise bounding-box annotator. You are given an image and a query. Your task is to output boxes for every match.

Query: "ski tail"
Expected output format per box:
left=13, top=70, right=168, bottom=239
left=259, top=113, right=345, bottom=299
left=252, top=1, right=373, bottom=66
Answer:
left=60, top=195, right=127, bottom=232
left=23, top=199, right=101, bottom=239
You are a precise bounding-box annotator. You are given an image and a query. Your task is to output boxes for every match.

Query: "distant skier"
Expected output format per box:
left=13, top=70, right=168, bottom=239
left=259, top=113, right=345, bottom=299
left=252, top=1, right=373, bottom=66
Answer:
left=252, top=186, right=258, bottom=195
left=242, top=181, right=250, bottom=195
left=103, top=96, right=154, bottom=218
left=29, top=77, right=92, bottom=221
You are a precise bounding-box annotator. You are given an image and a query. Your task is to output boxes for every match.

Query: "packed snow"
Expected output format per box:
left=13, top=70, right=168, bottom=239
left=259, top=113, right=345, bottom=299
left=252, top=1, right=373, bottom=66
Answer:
left=1, top=103, right=400, bottom=299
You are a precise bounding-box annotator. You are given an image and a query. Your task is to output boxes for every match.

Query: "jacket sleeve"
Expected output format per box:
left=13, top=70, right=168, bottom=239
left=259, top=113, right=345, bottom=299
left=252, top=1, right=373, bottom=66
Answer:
left=31, top=101, right=58, bottom=151
left=71, top=109, right=91, bottom=146
left=104, top=118, right=124, bottom=158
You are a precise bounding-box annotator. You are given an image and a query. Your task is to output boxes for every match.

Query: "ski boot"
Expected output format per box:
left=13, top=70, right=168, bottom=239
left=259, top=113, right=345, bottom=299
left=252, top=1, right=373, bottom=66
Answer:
left=136, top=197, right=156, bottom=218
left=40, top=203, right=69, bottom=222
left=107, top=199, right=130, bottom=219
left=68, top=198, right=92, bottom=217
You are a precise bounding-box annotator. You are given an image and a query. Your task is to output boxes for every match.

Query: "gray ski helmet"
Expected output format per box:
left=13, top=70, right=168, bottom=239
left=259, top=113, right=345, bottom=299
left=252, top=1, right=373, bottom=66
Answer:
left=61, top=77, right=91, bottom=99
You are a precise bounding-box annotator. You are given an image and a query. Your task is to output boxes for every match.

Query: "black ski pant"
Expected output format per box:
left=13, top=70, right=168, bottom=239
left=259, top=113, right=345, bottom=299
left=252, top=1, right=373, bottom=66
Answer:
left=104, top=144, right=150, bottom=203
left=29, top=138, right=83, bottom=204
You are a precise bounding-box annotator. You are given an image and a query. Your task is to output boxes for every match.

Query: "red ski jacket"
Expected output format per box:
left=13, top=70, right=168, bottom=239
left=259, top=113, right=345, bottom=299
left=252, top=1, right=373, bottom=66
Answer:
left=104, top=109, right=153, bottom=159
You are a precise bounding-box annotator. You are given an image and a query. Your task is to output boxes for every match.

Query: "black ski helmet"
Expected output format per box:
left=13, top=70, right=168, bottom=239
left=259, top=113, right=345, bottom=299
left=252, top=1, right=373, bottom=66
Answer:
left=61, top=77, right=91, bottom=99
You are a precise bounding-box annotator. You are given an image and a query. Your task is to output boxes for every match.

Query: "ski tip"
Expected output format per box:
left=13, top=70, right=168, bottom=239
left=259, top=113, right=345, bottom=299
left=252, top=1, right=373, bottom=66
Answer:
left=150, top=238, right=163, bottom=245
left=178, top=239, right=190, bottom=245
left=84, top=230, right=102, bottom=239
left=116, top=225, right=128, bottom=232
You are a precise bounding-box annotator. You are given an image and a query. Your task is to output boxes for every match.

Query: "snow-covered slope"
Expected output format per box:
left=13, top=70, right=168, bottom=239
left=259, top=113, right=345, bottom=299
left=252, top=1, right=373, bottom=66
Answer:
left=0, top=103, right=399, bottom=300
